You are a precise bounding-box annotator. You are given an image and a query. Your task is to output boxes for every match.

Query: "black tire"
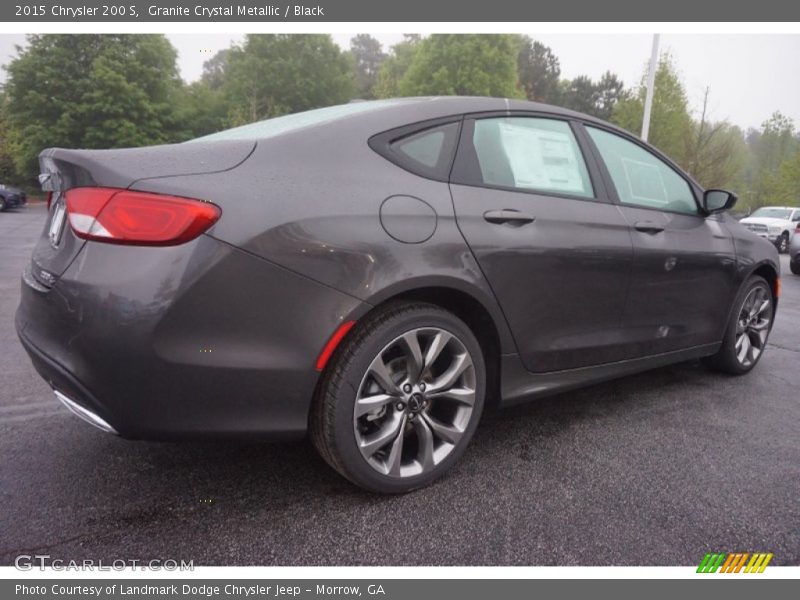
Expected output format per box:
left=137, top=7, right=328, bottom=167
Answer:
left=777, top=232, right=789, bottom=254
left=310, top=301, right=486, bottom=493
left=790, top=260, right=800, bottom=275
left=704, top=275, right=774, bottom=375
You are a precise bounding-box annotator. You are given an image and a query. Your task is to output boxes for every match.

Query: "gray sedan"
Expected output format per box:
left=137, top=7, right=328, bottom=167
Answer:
left=16, top=97, right=780, bottom=492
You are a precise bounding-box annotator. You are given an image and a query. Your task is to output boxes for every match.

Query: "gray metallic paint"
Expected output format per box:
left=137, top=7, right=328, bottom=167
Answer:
left=16, top=97, right=781, bottom=439
left=19, top=235, right=363, bottom=438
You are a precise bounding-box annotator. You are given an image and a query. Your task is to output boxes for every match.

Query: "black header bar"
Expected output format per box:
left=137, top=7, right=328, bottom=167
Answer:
left=4, top=0, right=800, bottom=22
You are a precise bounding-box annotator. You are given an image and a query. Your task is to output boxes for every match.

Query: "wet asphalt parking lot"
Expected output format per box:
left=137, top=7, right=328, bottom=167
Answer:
left=1, top=203, right=798, bottom=566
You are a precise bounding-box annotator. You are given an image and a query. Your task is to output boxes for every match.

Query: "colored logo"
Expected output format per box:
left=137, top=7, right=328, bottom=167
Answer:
left=697, top=552, right=773, bottom=573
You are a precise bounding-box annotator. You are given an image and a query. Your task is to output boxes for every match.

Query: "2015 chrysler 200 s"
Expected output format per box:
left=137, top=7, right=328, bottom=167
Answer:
left=16, top=97, right=780, bottom=493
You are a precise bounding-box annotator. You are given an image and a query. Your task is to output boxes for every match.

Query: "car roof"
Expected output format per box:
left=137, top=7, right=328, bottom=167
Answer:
left=201, top=95, right=702, bottom=180
left=197, top=96, right=635, bottom=147
left=309, top=96, right=637, bottom=144
left=356, top=96, right=615, bottom=126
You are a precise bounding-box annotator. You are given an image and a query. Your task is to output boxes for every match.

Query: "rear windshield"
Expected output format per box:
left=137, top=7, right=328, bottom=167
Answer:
left=750, top=208, right=792, bottom=219
left=191, top=100, right=404, bottom=143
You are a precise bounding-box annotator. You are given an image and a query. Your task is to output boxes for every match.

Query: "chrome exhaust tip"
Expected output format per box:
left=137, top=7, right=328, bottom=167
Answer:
left=54, top=390, right=118, bottom=435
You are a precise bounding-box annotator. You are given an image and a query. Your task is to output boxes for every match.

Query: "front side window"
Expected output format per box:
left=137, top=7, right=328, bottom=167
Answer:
left=470, top=117, right=593, bottom=198
left=587, top=126, right=698, bottom=215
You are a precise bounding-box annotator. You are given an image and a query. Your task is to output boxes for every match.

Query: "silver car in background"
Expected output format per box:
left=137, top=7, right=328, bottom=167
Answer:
left=790, top=222, right=800, bottom=274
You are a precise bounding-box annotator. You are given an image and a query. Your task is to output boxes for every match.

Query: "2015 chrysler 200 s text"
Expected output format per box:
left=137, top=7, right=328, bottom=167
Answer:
left=16, top=97, right=780, bottom=493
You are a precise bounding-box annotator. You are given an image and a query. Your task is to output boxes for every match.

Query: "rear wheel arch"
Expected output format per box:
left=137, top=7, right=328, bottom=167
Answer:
left=385, top=287, right=503, bottom=408
left=310, top=300, right=487, bottom=492
left=330, top=284, right=507, bottom=411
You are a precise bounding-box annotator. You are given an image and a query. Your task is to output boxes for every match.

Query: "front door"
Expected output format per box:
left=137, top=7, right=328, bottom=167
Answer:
left=584, top=125, right=738, bottom=356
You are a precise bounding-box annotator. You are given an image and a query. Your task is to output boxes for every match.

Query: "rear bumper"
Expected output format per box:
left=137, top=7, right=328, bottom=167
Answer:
left=17, top=321, right=118, bottom=433
left=15, top=235, right=366, bottom=440
left=55, top=390, right=118, bottom=434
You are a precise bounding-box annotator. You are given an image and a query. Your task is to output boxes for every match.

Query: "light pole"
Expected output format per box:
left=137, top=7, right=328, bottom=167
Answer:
left=641, top=33, right=660, bottom=142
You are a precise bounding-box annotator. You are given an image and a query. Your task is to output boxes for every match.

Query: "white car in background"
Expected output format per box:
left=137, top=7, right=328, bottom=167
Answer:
left=739, top=206, right=800, bottom=254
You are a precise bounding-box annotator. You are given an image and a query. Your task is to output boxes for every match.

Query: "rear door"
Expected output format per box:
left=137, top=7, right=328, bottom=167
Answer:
left=449, top=115, right=634, bottom=373
left=583, top=124, right=738, bottom=355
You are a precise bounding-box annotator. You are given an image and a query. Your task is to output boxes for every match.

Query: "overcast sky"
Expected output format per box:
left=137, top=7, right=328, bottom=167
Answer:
left=1, top=33, right=798, bottom=130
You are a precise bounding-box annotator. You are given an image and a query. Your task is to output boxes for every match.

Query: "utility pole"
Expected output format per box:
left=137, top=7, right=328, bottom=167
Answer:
left=641, top=33, right=660, bottom=142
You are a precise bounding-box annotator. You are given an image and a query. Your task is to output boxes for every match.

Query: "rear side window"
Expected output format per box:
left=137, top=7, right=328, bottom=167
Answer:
left=587, top=126, right=698, bottom=215
left=371, top=121, right=461, bottom=181
left=392, top=128, right=449, bottom=168
left=467, top=117, right=593, bottom=198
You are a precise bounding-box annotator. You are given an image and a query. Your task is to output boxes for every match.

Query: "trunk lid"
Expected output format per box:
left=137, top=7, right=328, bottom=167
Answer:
left=31, top=139, right=255, bottom=286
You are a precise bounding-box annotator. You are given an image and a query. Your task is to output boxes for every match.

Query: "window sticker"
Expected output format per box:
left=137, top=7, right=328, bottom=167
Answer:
left=497, top=121, right=587, bottom=194
left=621, top=158, right=668, bottom=206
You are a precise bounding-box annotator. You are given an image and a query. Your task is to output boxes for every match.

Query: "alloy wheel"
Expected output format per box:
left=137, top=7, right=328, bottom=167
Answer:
left=734, top=285, right=772, bottom=367
left=353, top=327, right=476, bottom=478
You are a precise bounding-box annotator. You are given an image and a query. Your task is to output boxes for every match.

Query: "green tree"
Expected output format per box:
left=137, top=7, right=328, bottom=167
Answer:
left=0, top=93, right=18, bottom=184
left=373, top=35, right=421, bottom=98
left=398, top=34, right=522, bottom=98
left=4, top=34, right=186, bottom=180
left=683, top=88, right=748, bottom=190
left=516, top=37, right=560, bottom=103
left=200, top=48, right=230, bottom=91
left=612, top=54, right=693, bottom=165
left=558, top=72, right=626, bottom=120
left=560, top=75, right=598, bottom=115
left=592, top=72, right=627, bottom=120
left=740, top=113, right=798, bottom=207
left=751, top=112, right=797, bottom=173
left=222, top=34, right=356, bottom=125
left=175, top=81, right=228, bottom=139
left=349, top=34, right=386, bottom=99
left=771, top=152, right=800, bottom=205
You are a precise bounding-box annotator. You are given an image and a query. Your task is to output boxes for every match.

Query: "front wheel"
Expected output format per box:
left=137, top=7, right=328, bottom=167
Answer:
left=791, top=259, right=800, bottom=275
left=310, top=302, right=485, bottom=493
left=704, top=275, right=774, bottom=375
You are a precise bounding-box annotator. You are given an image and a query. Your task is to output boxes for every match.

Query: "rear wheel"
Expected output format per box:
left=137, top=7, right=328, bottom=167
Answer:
left=791, top=259, right=800, bottom=275
left=310, top=302, right=485, bottom=493
left=705, top=275, right=774, bottom=374
left=0, top=197, right=6, bottom=211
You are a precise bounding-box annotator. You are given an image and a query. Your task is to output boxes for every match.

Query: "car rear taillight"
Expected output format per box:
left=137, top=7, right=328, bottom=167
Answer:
left=64, top=187, right=220, bottom=246
left=46, top=191, right=53, bottom=210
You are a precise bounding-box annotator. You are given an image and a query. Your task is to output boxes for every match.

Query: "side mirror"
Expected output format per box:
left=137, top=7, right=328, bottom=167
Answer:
left=703, top=189, right=737, bottom=214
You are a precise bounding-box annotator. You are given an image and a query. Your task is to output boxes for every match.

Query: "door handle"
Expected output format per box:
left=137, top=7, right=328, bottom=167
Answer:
left=634, top=221, right=665, bottom=234
left=483, top=209, right=535, bottom=226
